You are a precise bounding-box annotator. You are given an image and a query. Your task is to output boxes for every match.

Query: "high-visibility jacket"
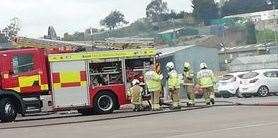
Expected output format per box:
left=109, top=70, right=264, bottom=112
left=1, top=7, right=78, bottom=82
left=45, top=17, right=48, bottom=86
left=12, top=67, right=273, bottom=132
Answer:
left=128, top=85, right=143, bottom=104
left=196, top=69, right=216, bottom=88
left=184, top=69, right=194, bottom=86
left=168, top=70, right=180, bottom=90
left=145, top=70, right=163, bottom=92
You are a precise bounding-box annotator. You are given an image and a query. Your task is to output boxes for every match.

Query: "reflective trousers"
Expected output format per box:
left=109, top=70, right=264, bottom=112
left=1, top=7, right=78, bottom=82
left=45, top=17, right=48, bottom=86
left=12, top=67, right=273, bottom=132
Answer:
left=185, top=85, right=195, bottom=104
left=151, top=90, right=161, bottom=110
left=169, top=89, right=180, bottom=107
left=202, top=87, right=215, bottom=104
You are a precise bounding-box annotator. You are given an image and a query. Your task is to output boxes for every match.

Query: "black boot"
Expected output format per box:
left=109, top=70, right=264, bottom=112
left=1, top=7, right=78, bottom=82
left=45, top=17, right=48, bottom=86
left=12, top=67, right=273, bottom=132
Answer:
left=210, top=98, right=215, bottom=105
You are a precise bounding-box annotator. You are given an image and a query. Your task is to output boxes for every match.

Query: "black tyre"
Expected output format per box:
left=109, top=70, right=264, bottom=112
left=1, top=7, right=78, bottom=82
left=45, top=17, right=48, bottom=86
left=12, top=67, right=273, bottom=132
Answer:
left=0, top=98, right=17, bottom=122
left=242, top=93, right=252, bottom=98
left=235, top=89, right=243, bottom=98
left=257, top=86, right=269, bottom=97
left=222, top=94, right=230, bottom=98
left=78, top=109, right=93, bottom=116
left=93, top=92, right=116, bottom=114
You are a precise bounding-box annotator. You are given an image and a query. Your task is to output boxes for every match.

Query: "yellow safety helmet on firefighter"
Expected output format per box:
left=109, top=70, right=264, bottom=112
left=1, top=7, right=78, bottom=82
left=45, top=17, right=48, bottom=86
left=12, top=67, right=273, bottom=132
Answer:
left=132, top=79, right=140, bottom=86
left=166, top=62, right=175, bottom=71
left=184, top=62, right=191, bottom=69
left=200, top=63, right=208, bottom=69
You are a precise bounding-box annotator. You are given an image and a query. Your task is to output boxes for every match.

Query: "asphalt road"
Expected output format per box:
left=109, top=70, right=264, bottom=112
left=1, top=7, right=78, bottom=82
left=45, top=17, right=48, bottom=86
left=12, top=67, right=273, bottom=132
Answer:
left=1, top=104, right=278, bottom=138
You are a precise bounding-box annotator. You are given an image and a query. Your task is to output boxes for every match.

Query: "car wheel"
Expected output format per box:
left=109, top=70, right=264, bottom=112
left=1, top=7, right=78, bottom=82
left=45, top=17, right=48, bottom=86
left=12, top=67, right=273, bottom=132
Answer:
left=93, top=92, right=116, bottom=114
left=222, top=94, right=230, bottom=98
left=242, top=93, right=252, bottom=98
left=235, top=89, right=243, bottom=98
left=0, top=98, right=17, bottom=122
left=257, top=86, right=269, bottom=97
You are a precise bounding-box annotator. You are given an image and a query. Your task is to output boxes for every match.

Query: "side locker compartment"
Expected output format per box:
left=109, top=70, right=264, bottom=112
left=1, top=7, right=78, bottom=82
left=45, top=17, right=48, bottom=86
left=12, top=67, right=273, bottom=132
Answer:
left=50, top=60, right=89, bottom=109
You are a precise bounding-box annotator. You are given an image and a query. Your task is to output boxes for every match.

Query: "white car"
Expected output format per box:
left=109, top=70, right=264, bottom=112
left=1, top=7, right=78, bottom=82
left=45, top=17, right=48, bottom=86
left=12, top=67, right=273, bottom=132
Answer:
left=217, top=72, right=247, bottom=98
left=239, top=69, right=278, bottom=98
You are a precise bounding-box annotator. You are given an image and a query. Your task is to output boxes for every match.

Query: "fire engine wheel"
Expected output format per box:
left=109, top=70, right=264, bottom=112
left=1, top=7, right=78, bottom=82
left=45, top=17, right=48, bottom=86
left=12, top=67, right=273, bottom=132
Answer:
left=0, top=98, right=17, bottom=123
left=93, top=92, right=116, bottom=114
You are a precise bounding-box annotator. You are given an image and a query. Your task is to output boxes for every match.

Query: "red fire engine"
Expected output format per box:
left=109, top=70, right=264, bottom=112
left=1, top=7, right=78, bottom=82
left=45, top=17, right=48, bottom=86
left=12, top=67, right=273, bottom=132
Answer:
left=0, top=47, right=156, bottom=122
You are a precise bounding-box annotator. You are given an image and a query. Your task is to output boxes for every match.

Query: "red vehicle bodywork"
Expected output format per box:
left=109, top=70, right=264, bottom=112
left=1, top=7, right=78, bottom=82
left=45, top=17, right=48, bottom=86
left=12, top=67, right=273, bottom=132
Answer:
left=0, top=47, right=128, bottom=109
left=0, top=48, right=49, bottom=94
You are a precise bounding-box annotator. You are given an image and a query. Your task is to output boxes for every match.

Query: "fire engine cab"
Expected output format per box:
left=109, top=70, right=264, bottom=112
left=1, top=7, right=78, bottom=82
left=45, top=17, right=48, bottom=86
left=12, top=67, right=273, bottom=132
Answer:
left=0, top=47, right=156, bottom=122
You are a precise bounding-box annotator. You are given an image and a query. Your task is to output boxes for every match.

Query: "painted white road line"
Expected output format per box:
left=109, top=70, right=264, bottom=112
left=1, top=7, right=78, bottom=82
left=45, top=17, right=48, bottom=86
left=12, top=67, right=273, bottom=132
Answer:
left=167, top=121, right=278, bottom=138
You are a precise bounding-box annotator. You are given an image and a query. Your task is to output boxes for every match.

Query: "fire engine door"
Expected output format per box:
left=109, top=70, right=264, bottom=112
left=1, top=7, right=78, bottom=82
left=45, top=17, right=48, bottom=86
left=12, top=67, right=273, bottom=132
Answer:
left=50, top=61, right=89, bottom=108
left=0, top=50, right=48, bottom=93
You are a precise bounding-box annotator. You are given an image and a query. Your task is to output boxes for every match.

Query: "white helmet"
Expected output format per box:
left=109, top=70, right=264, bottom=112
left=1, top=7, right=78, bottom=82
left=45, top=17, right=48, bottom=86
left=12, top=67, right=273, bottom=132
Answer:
left=200, top=63, right=208, bottom=69
left=132, top=79, right=140, bottom=86
left=166, top=62, right=175, bottom=70
left=184, top=62, right=190, bottom=68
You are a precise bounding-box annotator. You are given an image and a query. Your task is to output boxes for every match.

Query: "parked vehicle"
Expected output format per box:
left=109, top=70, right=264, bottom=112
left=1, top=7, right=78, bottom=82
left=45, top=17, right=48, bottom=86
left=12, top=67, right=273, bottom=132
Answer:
left=216, top=72, right=247, bottom=98
left=0, top=47, right=156, bottom=122
left=239, top=69, right=278, bottom=98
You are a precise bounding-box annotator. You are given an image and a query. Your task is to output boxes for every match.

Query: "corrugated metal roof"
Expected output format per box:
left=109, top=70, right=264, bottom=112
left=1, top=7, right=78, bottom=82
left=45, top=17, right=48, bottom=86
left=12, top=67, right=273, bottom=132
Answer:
left=158, top=27, right=184, bottom=35
left=157, top=45, right=195, bottom=58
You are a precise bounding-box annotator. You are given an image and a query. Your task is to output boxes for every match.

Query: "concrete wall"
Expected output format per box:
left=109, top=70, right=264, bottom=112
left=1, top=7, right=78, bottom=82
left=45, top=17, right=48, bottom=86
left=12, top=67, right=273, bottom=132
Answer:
left=230, top=54, right=278, bottom=72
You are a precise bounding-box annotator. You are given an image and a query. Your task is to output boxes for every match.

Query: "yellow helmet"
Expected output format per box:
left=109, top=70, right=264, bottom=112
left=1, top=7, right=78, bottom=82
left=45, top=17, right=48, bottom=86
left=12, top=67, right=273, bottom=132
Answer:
left=132, top=79, right=140, bottom=86
left=184, top=62, right=190, bottom=69
left=200, top=63, right=208, bottom=69
left=166, top=62, right=175, bottom=71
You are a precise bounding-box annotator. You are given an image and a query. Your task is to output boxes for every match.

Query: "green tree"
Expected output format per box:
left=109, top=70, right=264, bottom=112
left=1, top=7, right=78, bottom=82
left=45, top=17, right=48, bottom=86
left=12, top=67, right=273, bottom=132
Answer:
left=221, top=0, right=278, bottom=17
left=2, top=17, right=21, bottom=41
left=146, top=0, right=168, bottom=22
left=63, top=33, right=72, bottom=41
left=100, top=10, right=128, bottom=30
left=192, top=0, right=219, bottom=25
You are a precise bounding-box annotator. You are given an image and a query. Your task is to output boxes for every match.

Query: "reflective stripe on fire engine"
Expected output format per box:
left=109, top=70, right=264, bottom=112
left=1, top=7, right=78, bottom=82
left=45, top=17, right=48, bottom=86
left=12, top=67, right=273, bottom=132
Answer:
left=48, top=48, right=156, bottom=62
left=7, top=75, right=49, bottom=92
left=19, top=75, right=40, bottom=87
left=52, top=71, right=87, bottom=90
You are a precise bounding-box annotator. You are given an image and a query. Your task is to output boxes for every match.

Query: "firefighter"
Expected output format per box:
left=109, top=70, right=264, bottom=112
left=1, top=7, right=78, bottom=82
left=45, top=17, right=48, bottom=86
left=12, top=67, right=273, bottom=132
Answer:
left=196, top=63, right=216, bottom=105
left=183, top=62, right=195, bottom=107
left=145, top=63, right=163, bottom=111
left=166, top=62, right=181, bottom=109
left=128, top=79, right=143, bottom=111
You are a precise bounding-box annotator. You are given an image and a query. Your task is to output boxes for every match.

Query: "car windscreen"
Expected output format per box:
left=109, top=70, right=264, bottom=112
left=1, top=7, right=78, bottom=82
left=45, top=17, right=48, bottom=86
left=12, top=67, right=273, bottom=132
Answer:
left=220, top=75, right=234, bottom=80
left=241, top=72, right=259, bottom=79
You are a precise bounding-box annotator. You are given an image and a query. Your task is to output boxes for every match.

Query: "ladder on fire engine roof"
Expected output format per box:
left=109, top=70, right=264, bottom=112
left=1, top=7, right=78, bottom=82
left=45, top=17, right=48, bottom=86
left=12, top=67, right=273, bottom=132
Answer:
left=48, top=48, right=157, bottom=62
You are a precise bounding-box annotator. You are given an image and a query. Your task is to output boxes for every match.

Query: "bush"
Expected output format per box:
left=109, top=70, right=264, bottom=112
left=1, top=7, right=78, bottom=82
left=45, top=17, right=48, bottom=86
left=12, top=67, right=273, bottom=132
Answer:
left=256, top=30, right=278, bottom=43
left=181, top=27, right=199, bottom=36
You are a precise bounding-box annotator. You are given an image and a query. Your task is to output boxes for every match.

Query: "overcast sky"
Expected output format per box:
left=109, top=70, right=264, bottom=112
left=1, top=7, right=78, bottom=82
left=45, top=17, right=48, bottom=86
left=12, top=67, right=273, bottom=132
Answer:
left=0, top=0, right=193, bottom=38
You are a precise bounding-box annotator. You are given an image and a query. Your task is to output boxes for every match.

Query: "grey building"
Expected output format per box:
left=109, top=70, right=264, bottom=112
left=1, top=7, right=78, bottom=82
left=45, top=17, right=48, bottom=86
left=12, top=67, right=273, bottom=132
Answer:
left=0, top=42, right=11, bottom=49
left=158, top=45, right=219, bottom=74
left=158, top=45, right=219, bottom=98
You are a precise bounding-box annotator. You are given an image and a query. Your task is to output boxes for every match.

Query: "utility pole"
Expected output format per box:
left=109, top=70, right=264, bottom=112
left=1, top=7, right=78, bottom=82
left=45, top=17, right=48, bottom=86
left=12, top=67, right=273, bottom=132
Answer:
left=272, top=1, right=277, bottom=44
left=266, top=0, right=277, bottom=44
left=171, top=18, right=177, bottom=47
left=266, top=0, right=278, bottom=67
